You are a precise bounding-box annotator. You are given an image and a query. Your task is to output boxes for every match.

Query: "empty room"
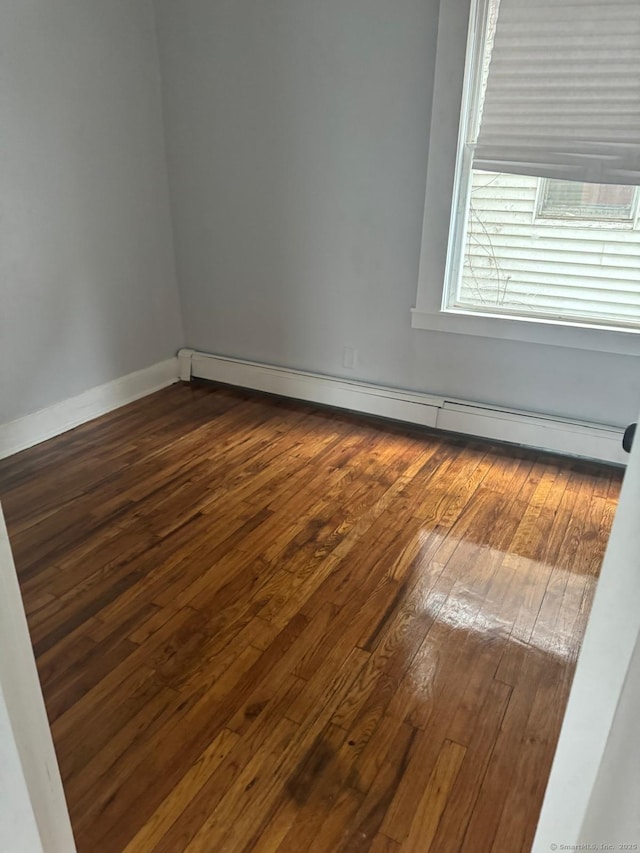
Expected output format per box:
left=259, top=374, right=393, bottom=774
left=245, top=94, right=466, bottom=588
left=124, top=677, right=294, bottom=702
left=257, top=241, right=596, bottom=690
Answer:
left=1, top=1, right=639, bottom=852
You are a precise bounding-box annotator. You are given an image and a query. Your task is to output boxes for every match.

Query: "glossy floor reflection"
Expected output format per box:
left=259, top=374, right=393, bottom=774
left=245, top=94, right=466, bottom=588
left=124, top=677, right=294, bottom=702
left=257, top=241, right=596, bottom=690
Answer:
left=0, top=383, right=622, bottom=852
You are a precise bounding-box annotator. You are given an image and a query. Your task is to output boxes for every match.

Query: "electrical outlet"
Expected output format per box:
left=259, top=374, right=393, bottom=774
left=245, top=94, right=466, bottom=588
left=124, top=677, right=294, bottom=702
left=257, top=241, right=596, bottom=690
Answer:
left=343, top=347, right=357, bottom=369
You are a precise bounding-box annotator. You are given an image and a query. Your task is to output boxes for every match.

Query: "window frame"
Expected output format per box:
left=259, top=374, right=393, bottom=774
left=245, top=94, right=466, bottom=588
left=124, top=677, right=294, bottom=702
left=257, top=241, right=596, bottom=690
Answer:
left=411, top=0, right=640, bottom=357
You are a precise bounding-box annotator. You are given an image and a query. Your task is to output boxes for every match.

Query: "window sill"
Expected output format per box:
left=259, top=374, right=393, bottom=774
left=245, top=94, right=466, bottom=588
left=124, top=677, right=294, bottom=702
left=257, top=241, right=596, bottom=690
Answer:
left=410, top=307, right=640, bottom=356
left=533, top=215, right=638, bottom=232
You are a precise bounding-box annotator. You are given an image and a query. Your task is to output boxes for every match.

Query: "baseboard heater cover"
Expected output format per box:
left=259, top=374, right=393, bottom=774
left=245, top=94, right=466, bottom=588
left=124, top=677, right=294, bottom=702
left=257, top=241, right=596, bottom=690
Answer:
left=180, top=349, right=626, bottom=466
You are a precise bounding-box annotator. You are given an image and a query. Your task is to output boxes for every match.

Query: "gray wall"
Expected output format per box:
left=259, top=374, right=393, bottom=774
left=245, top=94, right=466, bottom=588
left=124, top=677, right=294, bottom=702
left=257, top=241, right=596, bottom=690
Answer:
left=155, top=0, right=640, bottom=427
left=0, top=0, right=183, bottom=424
left=3, top=0, right=637, bottom=428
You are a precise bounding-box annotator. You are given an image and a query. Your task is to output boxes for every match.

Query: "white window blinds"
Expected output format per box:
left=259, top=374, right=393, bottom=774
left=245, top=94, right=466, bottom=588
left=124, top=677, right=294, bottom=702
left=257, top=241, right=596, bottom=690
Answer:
left=473, top=0, right=640, bottom=186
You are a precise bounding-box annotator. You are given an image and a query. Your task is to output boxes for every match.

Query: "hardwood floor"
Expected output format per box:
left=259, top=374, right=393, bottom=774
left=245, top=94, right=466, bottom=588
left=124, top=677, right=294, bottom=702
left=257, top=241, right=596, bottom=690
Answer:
left=0, top=382, right=623, bottom=852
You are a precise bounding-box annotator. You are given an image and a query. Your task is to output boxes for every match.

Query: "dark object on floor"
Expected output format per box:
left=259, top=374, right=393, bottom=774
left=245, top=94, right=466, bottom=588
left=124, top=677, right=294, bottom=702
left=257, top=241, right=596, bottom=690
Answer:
left=623, top=423, right=636, bottom=454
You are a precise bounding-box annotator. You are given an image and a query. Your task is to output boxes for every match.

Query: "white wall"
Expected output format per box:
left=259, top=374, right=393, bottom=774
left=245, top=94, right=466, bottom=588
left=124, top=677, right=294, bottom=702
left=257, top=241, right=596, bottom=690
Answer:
left=154, top=0, right=640, bottom=427
left=0, top=682, right=44, bottom=853
left=580, top=631, right=640, bottom=847
left=0, top=508, right=75, bottom=852
left=0, top=0, right=183, bottom=425
left=533, top=414, right=640, bottom=851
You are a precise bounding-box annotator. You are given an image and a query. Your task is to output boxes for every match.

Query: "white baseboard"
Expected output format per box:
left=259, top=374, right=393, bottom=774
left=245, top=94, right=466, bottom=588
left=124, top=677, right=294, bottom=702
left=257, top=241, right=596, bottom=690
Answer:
left=181, top=349, right=627, bottom=465
left=186, top=349, right=443, bottom=428
left=0, top=358, right=179, bottom=460
left=437, top=402, right=626, bottom=466
left=2, top=350, right=625, bottom=465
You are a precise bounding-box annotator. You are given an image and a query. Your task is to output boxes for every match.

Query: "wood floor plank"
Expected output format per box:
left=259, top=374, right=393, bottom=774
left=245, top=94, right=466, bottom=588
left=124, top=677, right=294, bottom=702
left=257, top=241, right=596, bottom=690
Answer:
left=122, top=727, right=240, bottom=853
left=430, top=679, right=512, bottom=852
left=368, top=835, right=401, bottom=853
left=459, top=652, right=549, bottom=852
left=61, top=683, right=182, bottom=808
left=335, top=721, right=419, bottom=852
left=147, top=676, right=307, bottom=853
left=261, top=722, right=350, bottom=851
left=402, top=739, right=467, bottom=852
left=489, top=662, right=567, bottom=853
left=0, top=382, right=622, bottom=853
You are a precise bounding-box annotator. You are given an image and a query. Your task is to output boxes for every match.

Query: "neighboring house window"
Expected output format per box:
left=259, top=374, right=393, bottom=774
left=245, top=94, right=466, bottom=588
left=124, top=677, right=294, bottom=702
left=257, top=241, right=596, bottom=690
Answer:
left=412, top=0, right=640, bottom=352
left=537, top=181, right=638, bottom=223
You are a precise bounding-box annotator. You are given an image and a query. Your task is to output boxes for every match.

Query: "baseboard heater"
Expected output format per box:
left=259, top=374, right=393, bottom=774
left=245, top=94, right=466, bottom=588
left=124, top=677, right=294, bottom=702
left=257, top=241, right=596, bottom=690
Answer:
left=178, top=349, right=626, bottom=466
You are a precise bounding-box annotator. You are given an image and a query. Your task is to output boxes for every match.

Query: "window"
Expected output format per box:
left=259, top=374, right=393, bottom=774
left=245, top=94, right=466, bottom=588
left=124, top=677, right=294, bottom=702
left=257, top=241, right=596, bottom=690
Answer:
left=537, top=180, right=638, bottom=223
left=412, top=0, right=640, bottom=354
left=452, top=168, right=640, bottom=328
